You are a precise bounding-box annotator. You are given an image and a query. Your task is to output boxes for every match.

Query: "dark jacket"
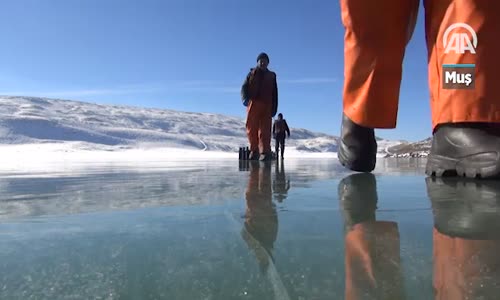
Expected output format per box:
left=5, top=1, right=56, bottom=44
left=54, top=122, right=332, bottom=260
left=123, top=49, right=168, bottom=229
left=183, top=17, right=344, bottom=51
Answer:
left=273, top=119, right=290, bottom=139
left=241, top=68, right=278, bottom=117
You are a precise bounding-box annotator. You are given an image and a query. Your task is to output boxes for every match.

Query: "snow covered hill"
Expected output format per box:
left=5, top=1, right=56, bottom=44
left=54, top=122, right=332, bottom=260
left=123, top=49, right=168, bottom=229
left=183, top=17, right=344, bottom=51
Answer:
left=0, top=96, right=404, bottom=156
left=385, top=138, right=432, bottom=158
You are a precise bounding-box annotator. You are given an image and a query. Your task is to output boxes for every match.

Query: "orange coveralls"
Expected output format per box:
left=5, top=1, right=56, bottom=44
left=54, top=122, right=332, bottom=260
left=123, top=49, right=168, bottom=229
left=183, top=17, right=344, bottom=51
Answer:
left=341, top=0, right=500, bottom=130
left=246, top=69, right=278, bottom=154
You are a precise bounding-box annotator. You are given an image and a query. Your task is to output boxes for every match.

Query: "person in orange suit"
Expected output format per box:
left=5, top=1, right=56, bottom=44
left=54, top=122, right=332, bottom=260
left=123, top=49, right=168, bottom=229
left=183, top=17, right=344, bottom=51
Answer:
left=339, top=173, right=406, bottom=299
left=427, top=177, right=500, bottom=299
left=241, top=53, right=278, bottom=161
left=241, top=161, right=278, bottom=273
left=338, top=0, right=500, bottom=178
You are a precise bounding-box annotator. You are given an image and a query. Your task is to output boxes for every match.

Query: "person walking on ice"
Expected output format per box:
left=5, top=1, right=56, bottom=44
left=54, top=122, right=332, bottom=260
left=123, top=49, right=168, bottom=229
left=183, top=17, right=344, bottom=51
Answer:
left=241, top=52, right=279, bottom=161
left=273, top=113, right=290, bottom=159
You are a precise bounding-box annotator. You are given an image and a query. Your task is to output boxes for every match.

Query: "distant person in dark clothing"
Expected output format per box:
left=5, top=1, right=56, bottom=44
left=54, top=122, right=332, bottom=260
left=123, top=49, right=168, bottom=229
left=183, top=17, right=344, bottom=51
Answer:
left=272, top=113, right=290, bottom=159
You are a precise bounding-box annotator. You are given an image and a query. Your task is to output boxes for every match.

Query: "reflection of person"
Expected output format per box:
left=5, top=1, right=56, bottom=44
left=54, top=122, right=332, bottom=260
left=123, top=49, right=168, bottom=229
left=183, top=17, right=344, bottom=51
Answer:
left=338, top=173, right=405, bottom=300
left=338, top=173, right=500, bottom=299
left=272, top=161, right=290, bottom=203
left=338, top=0, right=500, bottom=179
left=241, top=161, right=278, bottom=273
left=241, top=52, right=279, bottom=162
left=273, top=113, right=290, bottom=159
left=426, top=177, right=500, bottom=299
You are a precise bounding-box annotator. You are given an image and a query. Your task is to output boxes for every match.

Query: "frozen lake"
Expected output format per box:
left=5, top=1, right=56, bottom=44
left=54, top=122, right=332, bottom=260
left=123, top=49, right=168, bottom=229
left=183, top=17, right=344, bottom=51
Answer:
left=1, top=158, right=499, bottom=299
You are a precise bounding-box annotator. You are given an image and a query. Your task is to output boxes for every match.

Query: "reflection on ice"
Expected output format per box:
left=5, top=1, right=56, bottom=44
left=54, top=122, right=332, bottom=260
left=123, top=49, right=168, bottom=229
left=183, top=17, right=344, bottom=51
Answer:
left=0, top=159, right=339, bottom=220
left=2, top=158, right=500, bottom=299
left=338, top=173, right=500, bottom=299
left=241, top=161, right=291, bottom=300
left=0, top=158, right=428, bottom=221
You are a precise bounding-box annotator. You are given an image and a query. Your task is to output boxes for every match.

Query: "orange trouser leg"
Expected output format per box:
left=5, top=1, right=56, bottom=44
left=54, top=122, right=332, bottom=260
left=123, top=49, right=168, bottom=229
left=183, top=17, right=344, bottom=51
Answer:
left=425, top=0, right=500, bottom=130
left=246, top=102, right=261, bottom=153
left=433, top=228, right=500, bottom=300
left=341, top=0, right=419, bottom=128
left=345, top=221, right=404, bottom=300
left=259, top=113, right=272, bottom=154
left=246, top=100, right=272, bottom=154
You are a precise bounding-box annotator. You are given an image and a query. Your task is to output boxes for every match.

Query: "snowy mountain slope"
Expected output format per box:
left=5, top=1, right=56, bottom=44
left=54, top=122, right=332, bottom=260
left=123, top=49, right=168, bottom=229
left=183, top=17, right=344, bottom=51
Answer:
left=0, top=96, right=404, bottom=154
left=385, top=138, right=432, bottom=157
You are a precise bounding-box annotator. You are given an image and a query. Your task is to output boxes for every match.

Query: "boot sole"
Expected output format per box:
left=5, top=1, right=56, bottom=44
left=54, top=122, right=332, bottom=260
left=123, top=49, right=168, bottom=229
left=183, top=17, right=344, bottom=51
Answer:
left=425, top=152, right=500, bottom=179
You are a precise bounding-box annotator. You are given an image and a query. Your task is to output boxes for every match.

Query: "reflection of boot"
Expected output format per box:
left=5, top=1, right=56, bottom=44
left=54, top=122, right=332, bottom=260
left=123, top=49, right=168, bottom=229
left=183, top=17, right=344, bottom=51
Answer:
left=426, top=177, right=500, bottom=239
left=426, top=177, right=500, bottom=299
left=339, top=173, right=404, bottom=300
left=338, top=173, right=377, bottom=230
left=426, top=124, right=500, bottom=179
left=338, top=114, right=377, bottom=173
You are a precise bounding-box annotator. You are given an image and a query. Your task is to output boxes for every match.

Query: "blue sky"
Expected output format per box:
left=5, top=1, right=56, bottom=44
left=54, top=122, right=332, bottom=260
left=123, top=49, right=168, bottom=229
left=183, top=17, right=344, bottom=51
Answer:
left=0, top=0, right=431, bottom=141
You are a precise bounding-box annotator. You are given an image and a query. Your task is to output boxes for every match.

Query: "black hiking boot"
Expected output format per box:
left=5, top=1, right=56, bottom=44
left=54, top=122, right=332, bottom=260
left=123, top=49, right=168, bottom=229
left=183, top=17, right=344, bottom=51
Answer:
left=259, top=152, right=273, bottom=161
left=425, top=123, right=500, bottom=179
left=249, top=151, right=259, bottom=161
left=426, top=177, right=500, bottom=239
left=338, top=114, right=377, bottom=172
